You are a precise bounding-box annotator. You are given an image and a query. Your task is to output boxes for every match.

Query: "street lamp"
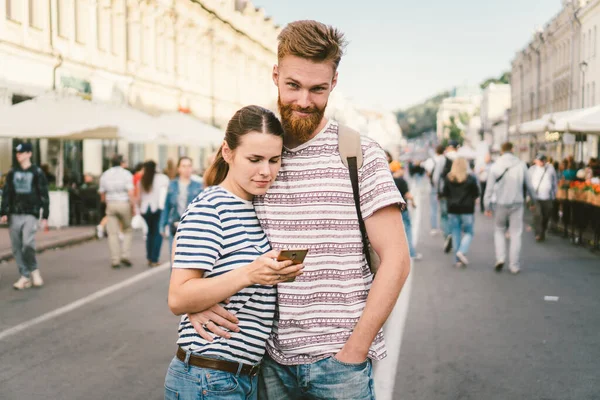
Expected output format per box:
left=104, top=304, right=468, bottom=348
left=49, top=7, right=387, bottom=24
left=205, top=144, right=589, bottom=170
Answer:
left=580, top=61, right=588, bottom=108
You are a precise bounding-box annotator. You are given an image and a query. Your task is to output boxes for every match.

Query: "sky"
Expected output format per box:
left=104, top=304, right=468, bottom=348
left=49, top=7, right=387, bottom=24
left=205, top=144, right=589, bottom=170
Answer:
left=253, top=0, right=563, bottom=112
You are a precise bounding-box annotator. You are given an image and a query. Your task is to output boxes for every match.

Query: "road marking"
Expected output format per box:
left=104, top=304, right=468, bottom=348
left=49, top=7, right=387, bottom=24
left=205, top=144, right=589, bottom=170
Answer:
left=0, top=263, right=170, bottom=342
left=544, top=296, right=559, bottom=302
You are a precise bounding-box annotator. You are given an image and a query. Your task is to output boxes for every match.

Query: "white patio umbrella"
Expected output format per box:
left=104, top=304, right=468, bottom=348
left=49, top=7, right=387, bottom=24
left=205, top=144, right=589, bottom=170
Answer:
left=0, top=93, right=119, bottom=139
left=154, top=112, right=224, bottom=147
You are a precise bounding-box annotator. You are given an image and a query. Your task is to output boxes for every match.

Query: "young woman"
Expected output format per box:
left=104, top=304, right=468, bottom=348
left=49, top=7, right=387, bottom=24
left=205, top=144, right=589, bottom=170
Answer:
left=442, top=157, right=480, bottom=267
left=159, top=156, right=203, bottom=254
left=165, top=105, right=304, bottom=400
left=137, top=160, right=169, bottom=267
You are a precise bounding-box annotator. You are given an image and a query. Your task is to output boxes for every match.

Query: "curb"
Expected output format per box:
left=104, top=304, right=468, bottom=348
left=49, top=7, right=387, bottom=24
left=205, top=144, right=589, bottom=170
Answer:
left=0, top=231, right=97, bottom=262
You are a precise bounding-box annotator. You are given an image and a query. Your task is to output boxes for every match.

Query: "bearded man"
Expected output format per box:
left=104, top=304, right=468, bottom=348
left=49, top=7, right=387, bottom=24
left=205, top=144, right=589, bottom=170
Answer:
left=187, top=20, right=411, bottom=400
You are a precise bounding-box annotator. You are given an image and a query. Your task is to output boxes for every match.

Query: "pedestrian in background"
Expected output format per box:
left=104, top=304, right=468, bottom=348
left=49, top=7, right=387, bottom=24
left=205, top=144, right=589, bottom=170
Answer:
left=435, top=140, right=458, bottom=253
left=442, top=157, right=479, bottom=267
left=392, top=160, right=423, bottom=261
left=529, top=154, right=557, bottom=242
left=0, top=142, right=49, bottom=290
left=166, top=105, right=303, bottom=400
left=476, top=153, right=492, bottom=213
left=484, top=142, right=536, bottom=274
left=137, top=160, right=169, bottom=267
left=425, top=144, right=446, bottom=236
left=159, top=156, right=203, bottom=255
left=99, top=154, right=135, bottom=269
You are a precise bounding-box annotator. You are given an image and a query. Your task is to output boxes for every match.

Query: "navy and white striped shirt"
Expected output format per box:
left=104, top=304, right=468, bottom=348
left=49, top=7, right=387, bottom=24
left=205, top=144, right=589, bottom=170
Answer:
left=172, top=186, right=276, bottom=365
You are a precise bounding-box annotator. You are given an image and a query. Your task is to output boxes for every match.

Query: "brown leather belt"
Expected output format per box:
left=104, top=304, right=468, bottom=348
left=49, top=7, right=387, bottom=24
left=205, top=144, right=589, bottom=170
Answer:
left=176, top=347, right=260, bottom=377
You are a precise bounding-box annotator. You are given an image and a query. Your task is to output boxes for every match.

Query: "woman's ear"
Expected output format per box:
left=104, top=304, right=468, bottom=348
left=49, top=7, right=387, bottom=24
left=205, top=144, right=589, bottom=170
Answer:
left=221, top=142, right=232, bottom=163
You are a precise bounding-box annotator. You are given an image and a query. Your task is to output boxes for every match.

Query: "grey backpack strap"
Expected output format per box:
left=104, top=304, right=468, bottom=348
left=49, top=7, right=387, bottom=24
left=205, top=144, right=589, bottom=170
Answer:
left=338, top=124, right=363, bottom=169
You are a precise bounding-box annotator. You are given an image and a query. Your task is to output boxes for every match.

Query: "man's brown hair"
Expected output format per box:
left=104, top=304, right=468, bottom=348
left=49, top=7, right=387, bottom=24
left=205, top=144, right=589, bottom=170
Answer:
left=501, top=142, right=514, bottom=153
left=277, top=20, right=348, bottom=70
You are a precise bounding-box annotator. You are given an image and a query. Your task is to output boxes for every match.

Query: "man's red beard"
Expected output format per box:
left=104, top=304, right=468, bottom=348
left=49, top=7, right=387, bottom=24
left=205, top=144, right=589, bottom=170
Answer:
left=277, top=96, right=327, bottom=144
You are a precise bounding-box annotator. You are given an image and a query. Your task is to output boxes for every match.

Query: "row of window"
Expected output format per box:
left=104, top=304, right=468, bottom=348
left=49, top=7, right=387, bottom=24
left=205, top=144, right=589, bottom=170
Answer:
left=582, top=26, right=598, bottom=61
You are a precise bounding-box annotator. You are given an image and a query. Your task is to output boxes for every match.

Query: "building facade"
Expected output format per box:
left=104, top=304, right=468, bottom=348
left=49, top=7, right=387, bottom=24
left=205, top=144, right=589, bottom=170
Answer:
left=0, top=0, right=279, bottom=177
left=480, top=83, right=511, bottom=150
left=509, top=0, right=600, bottom=161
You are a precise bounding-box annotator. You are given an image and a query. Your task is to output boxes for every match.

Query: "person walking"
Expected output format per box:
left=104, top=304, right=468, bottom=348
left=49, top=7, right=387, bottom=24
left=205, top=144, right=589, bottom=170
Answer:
left=0, top=143, right=49, bottom=290
left=392, top=161, right=423, bottom=261
left=476, top=153, right=492, bottom=213
left=186, top=20, right=411, bottom=400
left=484, top=142, right=536, bottom=274
left=442, top=157, right=479, bottom=267
left=98, top=154, right=135, bottom=269
left=159, top=156, right=203, bottom=254
left=166, top=105, right=303, bottom=400
left=529, top=154, right=557, bottom=242
left=425, top=145, right=446, bottom=236
left=137, top=160, right=169, bottom=267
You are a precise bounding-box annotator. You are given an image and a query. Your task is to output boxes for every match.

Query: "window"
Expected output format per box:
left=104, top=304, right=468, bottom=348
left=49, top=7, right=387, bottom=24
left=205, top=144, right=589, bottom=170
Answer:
left=57, top=0, right=69, bottom=37
left=595, top=26, right=597, bottom=57
left=141, top=13, right=152, bottom=65
left=29, top=0, right=43, bottom=28
left=6, top=0, right=23, bottom=22
left=97, top=1, right=111, bottom=51
left=75, top=0, right=89, bottom=44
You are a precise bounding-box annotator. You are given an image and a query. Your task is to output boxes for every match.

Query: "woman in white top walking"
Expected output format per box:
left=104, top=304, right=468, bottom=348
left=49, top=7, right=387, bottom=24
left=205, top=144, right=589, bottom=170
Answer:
left=137, top=160, right=169, bottom=266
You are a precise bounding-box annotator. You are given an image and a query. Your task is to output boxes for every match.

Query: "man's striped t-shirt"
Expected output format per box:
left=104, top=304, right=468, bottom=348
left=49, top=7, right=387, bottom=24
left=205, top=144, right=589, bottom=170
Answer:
left=254, top=120, right=405, bottom=365
left=172, top=186, right=275, bottom=365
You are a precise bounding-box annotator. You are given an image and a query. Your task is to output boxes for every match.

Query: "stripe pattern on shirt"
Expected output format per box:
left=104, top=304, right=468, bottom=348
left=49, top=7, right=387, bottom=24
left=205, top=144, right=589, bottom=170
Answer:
left=254, top=120, right=405, bottom=365
left=172, top=186, right=275, bottom=365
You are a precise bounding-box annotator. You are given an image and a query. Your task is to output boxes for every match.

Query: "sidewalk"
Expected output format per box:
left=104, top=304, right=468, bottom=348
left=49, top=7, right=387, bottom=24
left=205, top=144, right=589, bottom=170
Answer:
left=0, top=225, right=97, bottom=262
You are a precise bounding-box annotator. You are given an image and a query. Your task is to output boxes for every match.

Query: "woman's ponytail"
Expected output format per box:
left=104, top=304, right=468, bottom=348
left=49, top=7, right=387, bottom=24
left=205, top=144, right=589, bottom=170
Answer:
left=203, top=147, right=229, bottom=187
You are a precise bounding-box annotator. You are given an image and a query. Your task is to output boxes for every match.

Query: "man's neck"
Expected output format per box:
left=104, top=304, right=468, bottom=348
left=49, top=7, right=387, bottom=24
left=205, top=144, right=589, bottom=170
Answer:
left=284, top=117, right=329, bottom=148
left=19, top=161, right=32, bottom=170
left=179, top=177, right=191, bottom=185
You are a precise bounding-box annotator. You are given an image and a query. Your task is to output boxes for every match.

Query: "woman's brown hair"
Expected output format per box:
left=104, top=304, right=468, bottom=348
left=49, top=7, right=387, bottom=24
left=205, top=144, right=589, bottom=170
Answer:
left=140, top=160, right=157, bottom=193
left=204, top=105, right=284, bottom=187
left=448, top=157, right=469, bottom=184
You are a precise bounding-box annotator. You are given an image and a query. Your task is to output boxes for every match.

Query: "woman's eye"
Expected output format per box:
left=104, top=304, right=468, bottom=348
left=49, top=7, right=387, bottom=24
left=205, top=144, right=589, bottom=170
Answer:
left=249, top=159, right=260, bottom=163
left=269, top=159, right=280, bottom=164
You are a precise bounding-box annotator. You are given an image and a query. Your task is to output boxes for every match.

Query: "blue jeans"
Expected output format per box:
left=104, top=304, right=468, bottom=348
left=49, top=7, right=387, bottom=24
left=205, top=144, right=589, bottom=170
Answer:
left=164, top=356, right=257, bottom=400
left=402, top=210, right=416, bottom=257
left=258, top=353, right=375, bottom=400
left=429, top=190, right=439, bottom=230
left=143, top=210, right=163, bottom=263
left=448, top=213, right=474, bottom=262
left=439, top=198, right=450, bottom=237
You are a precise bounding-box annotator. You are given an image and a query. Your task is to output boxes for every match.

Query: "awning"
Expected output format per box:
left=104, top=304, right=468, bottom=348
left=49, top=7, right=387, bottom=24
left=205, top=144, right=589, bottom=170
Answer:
left=0, top=93, right=118, bottom=139
left=550, top=105, right=600, bottom=134
left=154, top=112, right=224, bottom=147
left=517, top=116, right=551, bottom=134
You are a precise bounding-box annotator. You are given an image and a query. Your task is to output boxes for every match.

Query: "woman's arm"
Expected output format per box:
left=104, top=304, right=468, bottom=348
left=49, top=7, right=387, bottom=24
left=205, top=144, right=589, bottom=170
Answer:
left=168, top=249, right=303, bottom=316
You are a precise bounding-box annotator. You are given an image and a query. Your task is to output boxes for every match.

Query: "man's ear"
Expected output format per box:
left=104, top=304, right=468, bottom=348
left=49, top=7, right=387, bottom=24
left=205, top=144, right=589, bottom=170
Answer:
left=272, top=64, right=279, bottom=87
left=331, top=70, right=338, bottom=91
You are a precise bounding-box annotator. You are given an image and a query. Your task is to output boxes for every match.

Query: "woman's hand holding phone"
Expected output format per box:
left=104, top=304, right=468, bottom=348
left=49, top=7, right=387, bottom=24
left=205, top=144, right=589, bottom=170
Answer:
left=245, top=250, right=304, bottom=286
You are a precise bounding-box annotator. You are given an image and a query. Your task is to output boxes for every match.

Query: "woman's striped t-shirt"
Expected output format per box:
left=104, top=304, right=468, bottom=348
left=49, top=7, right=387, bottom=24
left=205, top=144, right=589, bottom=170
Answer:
left=172, top=186, right=276, bottom=366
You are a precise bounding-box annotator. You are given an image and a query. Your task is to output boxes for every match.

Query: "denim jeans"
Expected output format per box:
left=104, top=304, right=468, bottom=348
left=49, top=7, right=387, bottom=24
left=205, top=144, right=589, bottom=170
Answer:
left=258, top=353, right=375, bottom=400
left=164, top=356, right=257, bottom=400
left=429, top=190, right=439, bottom=230
left=9, top=214, right=39, bottom=278
left=439, top=198, right=450, bottom=237
left=448, top=213, right=474, bottom=262
left=142, top=210, right=163, bottom=263
left=402, top=210, right=416, bottom=257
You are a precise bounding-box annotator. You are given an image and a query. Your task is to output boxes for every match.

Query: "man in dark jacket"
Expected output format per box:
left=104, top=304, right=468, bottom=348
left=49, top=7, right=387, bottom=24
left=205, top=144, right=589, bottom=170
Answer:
left=0, top=143, right=50, bottom=289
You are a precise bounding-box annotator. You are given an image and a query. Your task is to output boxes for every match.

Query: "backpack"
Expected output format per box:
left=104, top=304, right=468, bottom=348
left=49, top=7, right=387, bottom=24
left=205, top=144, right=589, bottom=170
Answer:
left=338, top=124, right=381, bottom=275
left=437, top=156, right=453, bottom=196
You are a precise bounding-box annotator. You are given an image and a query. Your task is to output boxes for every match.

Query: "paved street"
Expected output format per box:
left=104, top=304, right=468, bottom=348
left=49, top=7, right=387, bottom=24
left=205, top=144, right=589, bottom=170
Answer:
left=0, top=184, right=599, bottom=399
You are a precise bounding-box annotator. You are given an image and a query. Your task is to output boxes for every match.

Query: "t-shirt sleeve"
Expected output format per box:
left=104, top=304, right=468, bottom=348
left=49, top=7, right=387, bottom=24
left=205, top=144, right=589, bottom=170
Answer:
left=98, top=175, right=106, bottom=193
left=172, top=201, right=223, bottom=271
left=359, top=139, right=405, bottom=219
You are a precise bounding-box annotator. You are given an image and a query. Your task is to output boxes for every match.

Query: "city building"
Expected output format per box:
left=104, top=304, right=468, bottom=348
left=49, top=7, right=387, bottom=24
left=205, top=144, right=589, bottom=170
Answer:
left=480, top=83, right=511, bottom=150
left=0, top=0, right=279, bottom=178
left=436, top=85, right=482, bottom=143
left=509, top=0, right=600, bottom=161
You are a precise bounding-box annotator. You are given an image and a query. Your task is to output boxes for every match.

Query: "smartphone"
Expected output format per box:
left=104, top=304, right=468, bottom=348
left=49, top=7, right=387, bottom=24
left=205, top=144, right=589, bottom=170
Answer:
left=276, top=249, right=309, bottom=282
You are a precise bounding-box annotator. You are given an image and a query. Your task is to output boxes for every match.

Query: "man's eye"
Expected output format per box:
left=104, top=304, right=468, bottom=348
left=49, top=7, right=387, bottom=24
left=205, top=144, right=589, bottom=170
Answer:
left=287, top=83, right=299, bottom=89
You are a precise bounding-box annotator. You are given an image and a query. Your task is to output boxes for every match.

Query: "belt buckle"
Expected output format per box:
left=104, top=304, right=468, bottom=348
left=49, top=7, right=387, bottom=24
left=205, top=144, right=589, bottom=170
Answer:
left=248, top=364, right=260, bottom=377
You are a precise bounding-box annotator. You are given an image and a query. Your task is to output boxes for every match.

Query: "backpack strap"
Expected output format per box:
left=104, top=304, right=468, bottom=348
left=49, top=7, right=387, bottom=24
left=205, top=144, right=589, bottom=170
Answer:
left=338, top=124, right=363, bottom=169
left=338, top=124, right=372, bottom=269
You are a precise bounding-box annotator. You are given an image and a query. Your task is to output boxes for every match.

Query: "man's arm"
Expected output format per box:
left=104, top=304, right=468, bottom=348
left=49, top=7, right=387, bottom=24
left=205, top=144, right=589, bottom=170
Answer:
left=484, top=167, right=496, bottom=212
left=335, top=204, right=410, bottom=363
left=37, top=169, right=50, bottom=220
left=523, top=163, right=536, bottom=201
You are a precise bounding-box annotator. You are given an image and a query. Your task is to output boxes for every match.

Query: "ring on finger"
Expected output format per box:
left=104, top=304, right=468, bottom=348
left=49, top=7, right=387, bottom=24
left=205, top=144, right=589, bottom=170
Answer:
left=201, top=319, right=212, bottom=329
